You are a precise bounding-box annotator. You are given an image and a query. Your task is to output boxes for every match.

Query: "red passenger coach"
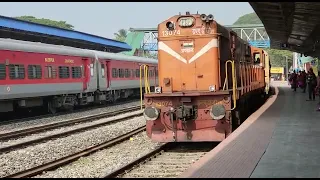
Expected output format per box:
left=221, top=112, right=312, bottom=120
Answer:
left=0, top=38, right=158, bottom=113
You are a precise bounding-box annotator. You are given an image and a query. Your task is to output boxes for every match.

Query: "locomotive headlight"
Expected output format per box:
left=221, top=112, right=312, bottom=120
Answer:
left=210, top=104, right=226, bottom=120
left=179, top=17, right=194, bottom=27
left=143, top=106, right=160, bottom=121
left=209, top=85, right=216, bottom=92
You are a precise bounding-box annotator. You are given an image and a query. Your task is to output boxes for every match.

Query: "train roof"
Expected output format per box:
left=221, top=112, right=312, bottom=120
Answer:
left=90, top=50, right=158, bottom=64
left=0, top=38, right=157, bottom=64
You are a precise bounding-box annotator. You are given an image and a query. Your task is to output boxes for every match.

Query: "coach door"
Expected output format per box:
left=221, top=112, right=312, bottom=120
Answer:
left=82, top=58, right=90, bottom=91
left=103, top=61, right=109, bottom=88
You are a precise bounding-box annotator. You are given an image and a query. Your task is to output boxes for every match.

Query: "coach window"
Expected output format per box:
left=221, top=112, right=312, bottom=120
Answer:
left=0, top=64, right=6, bottom=80
left=45, top=66, right=56, bottom=79
left=28, top=65, right=42, bottom=79
left=112, top=68, right=118, bottom=78
left=125, top=69, right=130, bottom=78
left=155, top=69, right=158, bottom=77
left=9, top=64, right=25, bottom=79
left=101, top=64, right=105, bottom=78
left=254, top=53, right=261, bottom=64
left=135, top=69, right=140, bottom=78
left=149, top=70, right=154, bottom=77
left=59, top=66, right=70, bottom=79
left=119, top=69, right=125, bottom=78
left=72, top=67, right=82, bottom=79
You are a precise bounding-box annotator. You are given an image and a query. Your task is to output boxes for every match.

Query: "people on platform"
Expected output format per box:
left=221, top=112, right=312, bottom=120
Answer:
left=306, top=68, right=317, bottom=101
left=315, top=71, right=320, bottom=111
left=289, top=70, right=297, bottom=92
left=299, top=70, right=307, bottom=93
left=297, top=71, right=302, bottom=88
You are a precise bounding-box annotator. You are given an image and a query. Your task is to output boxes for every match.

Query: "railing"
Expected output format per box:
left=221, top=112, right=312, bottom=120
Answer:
left=139, top=64, right=151, bottom=109
left=223, top=60, right=237, bottom=110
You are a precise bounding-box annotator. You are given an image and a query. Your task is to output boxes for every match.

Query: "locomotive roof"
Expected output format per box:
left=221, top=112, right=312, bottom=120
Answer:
left=0, top=38, right=157, bottom=64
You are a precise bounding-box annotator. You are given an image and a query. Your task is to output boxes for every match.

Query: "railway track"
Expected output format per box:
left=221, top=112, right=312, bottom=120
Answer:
left=4, top=127, right=146, bottom=178
left=105, top=142, right=217, bottom=178
left=0, top=105, right=144, bottom=153
left=0, top=99, right=140, bottom=126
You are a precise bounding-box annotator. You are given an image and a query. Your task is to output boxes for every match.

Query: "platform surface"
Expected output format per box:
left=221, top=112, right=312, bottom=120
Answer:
left=180, top=81, right=320, bottom=178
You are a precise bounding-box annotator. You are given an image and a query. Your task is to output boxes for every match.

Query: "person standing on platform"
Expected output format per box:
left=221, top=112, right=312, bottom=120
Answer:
left=300, top=70, right=307, bottom=93
left=297, top=71, right=302, bottom=88
left=306, top=68, right=317, bottom=101
left=316, top=71, right=320, bottom=111
left=289, top=70, right=297, bottom=92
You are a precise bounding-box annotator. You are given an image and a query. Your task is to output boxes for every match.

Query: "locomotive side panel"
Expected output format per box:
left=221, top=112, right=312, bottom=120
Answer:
left=216, top=24, right=232, bottom=90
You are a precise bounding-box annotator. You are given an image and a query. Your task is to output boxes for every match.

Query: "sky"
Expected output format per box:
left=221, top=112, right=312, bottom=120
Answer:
left=0, top=2, right=254, bottom=39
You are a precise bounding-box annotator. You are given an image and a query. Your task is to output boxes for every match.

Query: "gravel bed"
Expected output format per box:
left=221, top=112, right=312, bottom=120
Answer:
left=0, top=110, right=143, bottom=148
left=34, top=132, right=162, bottom=178
left=0, top=116, right=145, bottom=178
left=0, top=101, right=140, bottom=133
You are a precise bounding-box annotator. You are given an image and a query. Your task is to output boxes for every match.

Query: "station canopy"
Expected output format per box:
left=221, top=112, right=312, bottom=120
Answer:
left=0, top=15, right=131, bottom=53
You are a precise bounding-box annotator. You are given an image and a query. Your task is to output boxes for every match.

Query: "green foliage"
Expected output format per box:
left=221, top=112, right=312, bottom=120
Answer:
left=233, top=13, right=262, bottom=25
left=233, top=13, right=293, bottom=68
left=15, top=16, right=74, bottom=30
left=143, top=51, right=158, bottom=59
left=263, top=48, right=293, bottom=68
left=114, top=29, right=128, bottom=42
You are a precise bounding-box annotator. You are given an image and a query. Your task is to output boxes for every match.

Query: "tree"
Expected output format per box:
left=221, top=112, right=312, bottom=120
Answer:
left=263, top=48, right=293, bottom=68
left=233, top=13, right=293, bottom=67
left=233, top=13, right=262, bottom=25
left=114, top=29, right=128, bottom=42
left=15, top=16, right=74, bottom=30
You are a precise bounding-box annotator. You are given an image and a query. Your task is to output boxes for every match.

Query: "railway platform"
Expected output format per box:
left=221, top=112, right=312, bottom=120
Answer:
left=180, top=81, right=320, bottom=178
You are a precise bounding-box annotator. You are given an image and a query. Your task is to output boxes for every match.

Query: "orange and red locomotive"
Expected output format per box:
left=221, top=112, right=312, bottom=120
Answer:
left=142, top=12, right=271, bottom=142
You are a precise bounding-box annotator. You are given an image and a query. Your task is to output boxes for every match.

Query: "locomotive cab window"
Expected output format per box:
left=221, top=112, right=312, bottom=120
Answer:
left=0, top=64, right=6, bottom=80
left=28, top=65, right=42, bottom=79
left=9, top=64, right=25, bottom=79
left=253, top=53, right=261, bottom=64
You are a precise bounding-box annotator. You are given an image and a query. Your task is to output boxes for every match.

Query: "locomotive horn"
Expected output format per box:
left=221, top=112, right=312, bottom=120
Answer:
left=200, top=14, right=207, bottom=21
left=207, top=14, right=214, bottom=21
